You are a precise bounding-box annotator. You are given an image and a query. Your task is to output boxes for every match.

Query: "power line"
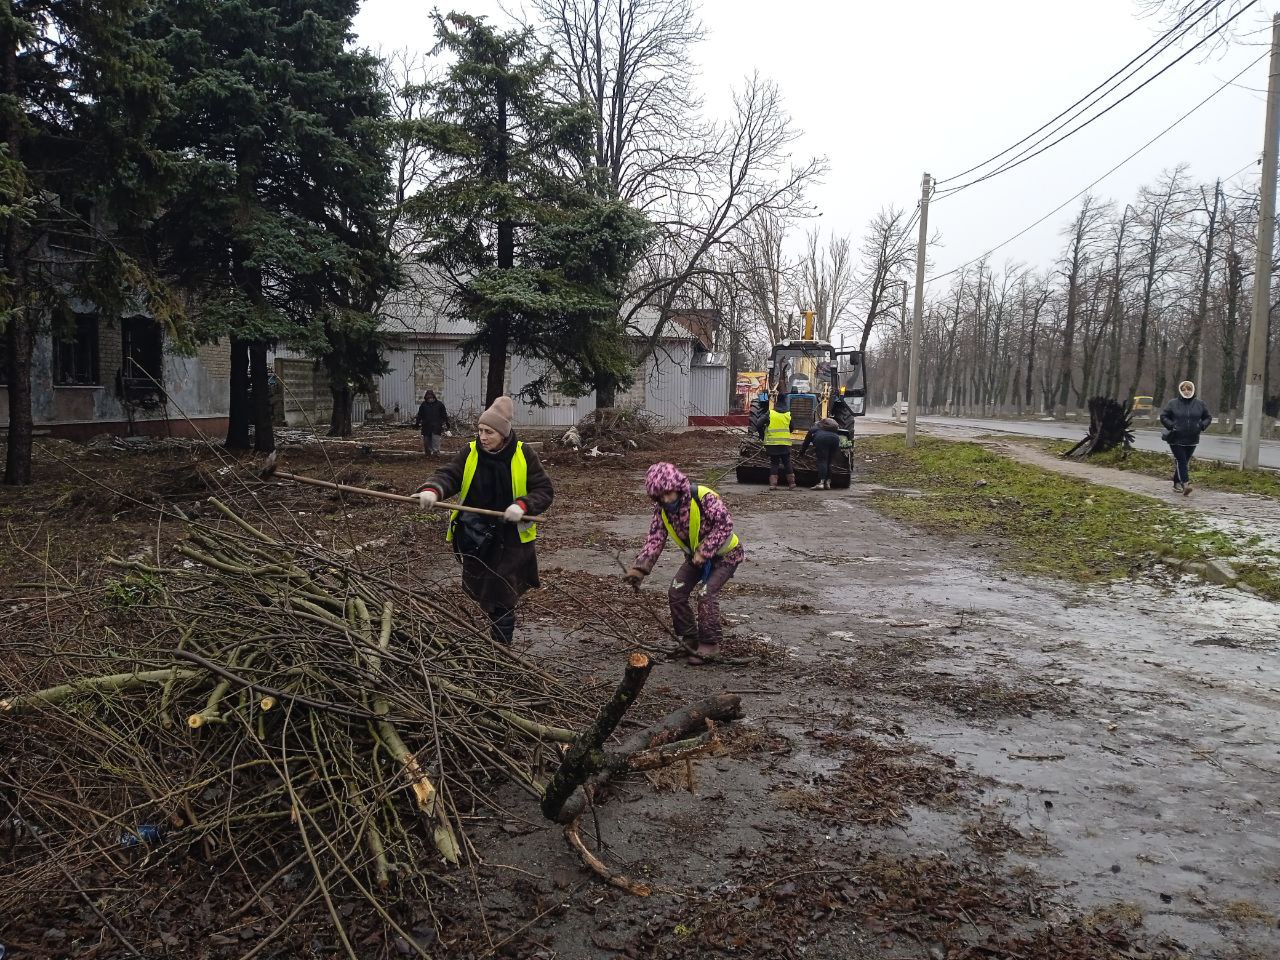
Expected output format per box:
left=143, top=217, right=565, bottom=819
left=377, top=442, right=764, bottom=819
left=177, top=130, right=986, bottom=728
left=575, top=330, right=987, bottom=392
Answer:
left=924, top=49, right=1267, bottom=288
left=935, top=0, right=1222, bottom=186
left=935, top=0, right=1260, bottom=201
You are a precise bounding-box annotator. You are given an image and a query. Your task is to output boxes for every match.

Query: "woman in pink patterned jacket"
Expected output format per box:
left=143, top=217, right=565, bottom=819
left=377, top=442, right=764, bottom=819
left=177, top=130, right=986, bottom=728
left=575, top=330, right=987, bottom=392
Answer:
left=624, top=462, right=746, bottom=665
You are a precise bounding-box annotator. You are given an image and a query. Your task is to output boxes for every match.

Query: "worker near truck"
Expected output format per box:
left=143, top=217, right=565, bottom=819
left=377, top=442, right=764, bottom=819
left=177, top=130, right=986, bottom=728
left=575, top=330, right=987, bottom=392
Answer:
left=798, top=417, right=842, bottom=490
left=414, top=396, right=553, bottom=647
left=624, top=463, right=745, bottom=665
left=753, top=392, right=795, bottom=489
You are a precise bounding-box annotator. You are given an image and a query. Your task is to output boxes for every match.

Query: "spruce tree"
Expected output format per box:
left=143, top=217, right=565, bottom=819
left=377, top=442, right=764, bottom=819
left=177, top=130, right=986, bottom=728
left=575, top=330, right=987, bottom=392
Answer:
left=0, top=0, right=172, bottom=485
left=410, top=13, right=649, bottom=407
left=148, top=0, right=395, bottom=449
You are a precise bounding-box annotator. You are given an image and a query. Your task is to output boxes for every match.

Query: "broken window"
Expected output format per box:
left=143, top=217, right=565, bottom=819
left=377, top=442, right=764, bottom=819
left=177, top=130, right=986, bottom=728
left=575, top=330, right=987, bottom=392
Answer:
left=53, top=314, right=99, bottom=386
left=121, top=316, right=165, bottom=390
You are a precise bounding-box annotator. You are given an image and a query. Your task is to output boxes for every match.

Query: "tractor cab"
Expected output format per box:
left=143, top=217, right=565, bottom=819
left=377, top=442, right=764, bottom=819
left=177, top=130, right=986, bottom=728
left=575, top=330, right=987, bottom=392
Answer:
left=768, top=341, right=866, bottom=436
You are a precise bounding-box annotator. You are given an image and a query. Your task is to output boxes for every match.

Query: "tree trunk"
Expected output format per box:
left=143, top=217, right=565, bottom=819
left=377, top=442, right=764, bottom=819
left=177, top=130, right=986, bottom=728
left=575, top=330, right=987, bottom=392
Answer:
left=595, top=374, right=617, bottom=409
left=541, top=653, right=652, bottom=822
left=250, top=342, right=273, bottom=453
left=1186, top=182, right=1219, bottom=385
left=226, top=337, right=251, bottom=449
left=3, top=307, right=33, bottom=486
left=1153, top=331, right=1169, bottom=409
left=486, top=85, right=513, bottom=408
left=2, top=23, right=31, bottom=486
left=329, top=383, right=353, bottom=436
left=1222, top=246, right=1243, bottom=425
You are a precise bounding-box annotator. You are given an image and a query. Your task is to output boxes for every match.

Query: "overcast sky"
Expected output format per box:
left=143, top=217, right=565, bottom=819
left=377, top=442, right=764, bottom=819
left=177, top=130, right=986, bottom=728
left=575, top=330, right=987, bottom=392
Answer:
left=354, top=0, right=1274, bottom=281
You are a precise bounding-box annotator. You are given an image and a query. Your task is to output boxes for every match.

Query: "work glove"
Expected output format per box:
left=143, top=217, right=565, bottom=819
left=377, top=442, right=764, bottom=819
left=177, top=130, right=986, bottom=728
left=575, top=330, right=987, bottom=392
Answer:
left=623, top=568, right=646, bottom=591
left=444, top=430, right=453, bottom=437
left=415, top=489, right=438, bottom=510
left=503, top=503, right=526, bottom=523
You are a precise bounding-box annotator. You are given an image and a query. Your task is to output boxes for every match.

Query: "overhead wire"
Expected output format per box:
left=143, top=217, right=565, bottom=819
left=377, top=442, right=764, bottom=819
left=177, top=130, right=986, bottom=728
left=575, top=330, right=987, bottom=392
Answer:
left=935, top=0, right=1223, bottom=186
left=934, top=0, right=1260, bottom=202
left=923, top=48, right=1268, bottom=288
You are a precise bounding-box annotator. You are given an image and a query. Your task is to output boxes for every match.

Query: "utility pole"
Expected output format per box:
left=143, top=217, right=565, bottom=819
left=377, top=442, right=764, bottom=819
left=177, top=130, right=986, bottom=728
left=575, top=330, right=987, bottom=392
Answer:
left=897, top=278, right=909, bottom=404
left=1242, top=13, right=1280, bottom=470
left=905, top=173, right=932, bottom=448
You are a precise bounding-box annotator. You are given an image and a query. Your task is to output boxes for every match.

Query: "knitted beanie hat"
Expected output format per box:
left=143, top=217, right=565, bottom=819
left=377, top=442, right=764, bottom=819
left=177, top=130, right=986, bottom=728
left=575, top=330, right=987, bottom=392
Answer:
left=478, top=396, right=515, bottom=437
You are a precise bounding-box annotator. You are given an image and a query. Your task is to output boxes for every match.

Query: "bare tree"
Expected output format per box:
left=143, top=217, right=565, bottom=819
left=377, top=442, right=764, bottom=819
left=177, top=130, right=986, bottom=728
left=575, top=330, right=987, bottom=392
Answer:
left=1136, top=0, right=1265, bottom=52
left=1184, top=179, right=1220, bottom=384
left=1053, top=194, right=1110, bottom=414
left=1218, top=185, right=1256, bottom=423
left=524, top=0, right=710, bottom=205
left=738, top=209, right=795, bottom=355
left=850, top=207, right=914, bottom=355
left=1127, top=166, right=1189, bottom=406
left=620, top=72, right=826, bottom=347
left=796, top=227, right=856, bottom=342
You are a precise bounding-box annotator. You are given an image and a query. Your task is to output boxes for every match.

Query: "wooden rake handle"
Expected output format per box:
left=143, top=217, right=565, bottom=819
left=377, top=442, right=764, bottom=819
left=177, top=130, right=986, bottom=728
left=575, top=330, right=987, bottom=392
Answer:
left=272, top=470, right=540, bottom=522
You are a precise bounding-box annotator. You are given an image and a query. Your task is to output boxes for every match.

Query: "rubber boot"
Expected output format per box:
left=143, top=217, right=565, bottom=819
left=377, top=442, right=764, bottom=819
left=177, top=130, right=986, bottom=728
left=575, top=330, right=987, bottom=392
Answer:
left=787, top=473, right=797, bottom=489
left=489, top=608, right=516, bottom=646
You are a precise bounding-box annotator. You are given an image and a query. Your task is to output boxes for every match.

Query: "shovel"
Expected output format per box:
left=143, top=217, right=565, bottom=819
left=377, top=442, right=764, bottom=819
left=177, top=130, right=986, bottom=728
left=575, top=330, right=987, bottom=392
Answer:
left=258, top=452, right=536, bottom=522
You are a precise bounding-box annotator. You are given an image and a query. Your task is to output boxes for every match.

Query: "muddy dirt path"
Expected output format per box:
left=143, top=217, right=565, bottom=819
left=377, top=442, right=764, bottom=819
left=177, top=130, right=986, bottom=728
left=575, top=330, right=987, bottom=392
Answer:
left=496, top=455, right=1280, bottom=959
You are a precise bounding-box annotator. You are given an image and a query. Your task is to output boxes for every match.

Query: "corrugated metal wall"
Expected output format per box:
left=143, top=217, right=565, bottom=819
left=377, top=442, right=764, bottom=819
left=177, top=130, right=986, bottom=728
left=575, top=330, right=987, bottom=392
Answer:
left=374, top=338, right=700, bottom=428
left=689, top=364, right=729, bottom=418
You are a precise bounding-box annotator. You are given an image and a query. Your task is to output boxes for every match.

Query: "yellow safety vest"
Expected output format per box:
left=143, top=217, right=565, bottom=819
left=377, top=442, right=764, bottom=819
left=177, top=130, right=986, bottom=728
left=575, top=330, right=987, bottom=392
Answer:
left=661, top=485, right=740, bottom=558
left=765, top=408, right=792, bottom=446
left=446, top=441, right=537, bottom=544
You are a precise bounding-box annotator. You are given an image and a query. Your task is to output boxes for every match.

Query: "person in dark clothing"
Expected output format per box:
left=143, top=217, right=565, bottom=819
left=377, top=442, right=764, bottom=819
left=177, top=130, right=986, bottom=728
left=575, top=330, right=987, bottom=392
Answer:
left=414, top=396, right=553, bottom=646
left=414, top=390, right=451, bottom=455
left=798, top=417, right=842, bottom=490
left=754, top=392, right=795, bottom=489
left=1159, top=380, right=1213, bottom=496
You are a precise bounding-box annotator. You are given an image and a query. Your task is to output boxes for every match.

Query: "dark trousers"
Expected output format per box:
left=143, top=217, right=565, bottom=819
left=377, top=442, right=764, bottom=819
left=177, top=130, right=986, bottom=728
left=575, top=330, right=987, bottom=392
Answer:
left=766, top=446, right=791, bottom=479
left=668, top=557, right=738, bottom=646
left=422, top=432, right=441, bottom=454
left=1170, top=444, right=1196, bottom=485
left=488, top=607, right=516, bottom=646
left=816, top=448, right=832, bottom=481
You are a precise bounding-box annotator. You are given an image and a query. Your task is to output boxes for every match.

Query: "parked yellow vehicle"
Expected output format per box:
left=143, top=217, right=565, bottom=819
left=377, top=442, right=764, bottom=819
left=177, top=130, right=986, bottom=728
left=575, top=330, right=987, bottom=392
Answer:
left=1131, top=395, right=1154, bottom=414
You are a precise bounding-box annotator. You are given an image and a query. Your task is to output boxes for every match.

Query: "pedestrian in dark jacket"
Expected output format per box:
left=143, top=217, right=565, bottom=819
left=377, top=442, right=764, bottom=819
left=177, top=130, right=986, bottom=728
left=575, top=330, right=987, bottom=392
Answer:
left=1159, top=380, right=1212, bottom=496
left=798, top=417, right=842, bottom=490
left=414, top=396, right=553, bottom=646
left=414, top=390, right=451, bottom=455
left=624, top=462, right=745, bottom=665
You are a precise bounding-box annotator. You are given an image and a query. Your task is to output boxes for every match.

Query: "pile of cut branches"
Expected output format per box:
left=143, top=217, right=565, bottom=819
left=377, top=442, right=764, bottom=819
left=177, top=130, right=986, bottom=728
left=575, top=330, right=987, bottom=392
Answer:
left=0, top=500, right=601, bottom=952
left=560, top=407, right=666, bottom=453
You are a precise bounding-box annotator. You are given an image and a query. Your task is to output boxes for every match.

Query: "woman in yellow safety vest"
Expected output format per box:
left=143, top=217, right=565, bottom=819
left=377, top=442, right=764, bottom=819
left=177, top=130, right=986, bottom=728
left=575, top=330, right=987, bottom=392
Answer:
left=414, top=396, right=554, bottom=646
left=756, top=393, right=795, bottom=489
left=624, top=462, right=745, bottom=665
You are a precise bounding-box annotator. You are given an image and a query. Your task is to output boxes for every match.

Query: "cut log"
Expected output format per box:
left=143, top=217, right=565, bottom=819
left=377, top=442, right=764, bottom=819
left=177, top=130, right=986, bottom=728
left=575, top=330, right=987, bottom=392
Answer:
left=555, top=693, right=742, bottom=823
left=540, top=653, right=652, bottom=821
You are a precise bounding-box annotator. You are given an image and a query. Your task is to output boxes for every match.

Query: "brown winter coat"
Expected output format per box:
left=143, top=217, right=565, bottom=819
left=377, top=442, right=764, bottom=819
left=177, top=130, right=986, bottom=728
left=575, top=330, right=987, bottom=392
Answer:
left=419, top=433, right=554, bottom=612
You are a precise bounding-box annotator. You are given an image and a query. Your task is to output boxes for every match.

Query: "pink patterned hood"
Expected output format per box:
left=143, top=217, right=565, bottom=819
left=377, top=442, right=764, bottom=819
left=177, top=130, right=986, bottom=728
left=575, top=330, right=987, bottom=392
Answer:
left=644, top=462, right=691, bottom=499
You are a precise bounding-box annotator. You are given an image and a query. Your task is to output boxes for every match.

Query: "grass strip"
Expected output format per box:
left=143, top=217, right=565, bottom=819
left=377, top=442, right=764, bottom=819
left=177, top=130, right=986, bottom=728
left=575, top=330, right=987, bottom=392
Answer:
left=857, top=436, right=1280, bottom=598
